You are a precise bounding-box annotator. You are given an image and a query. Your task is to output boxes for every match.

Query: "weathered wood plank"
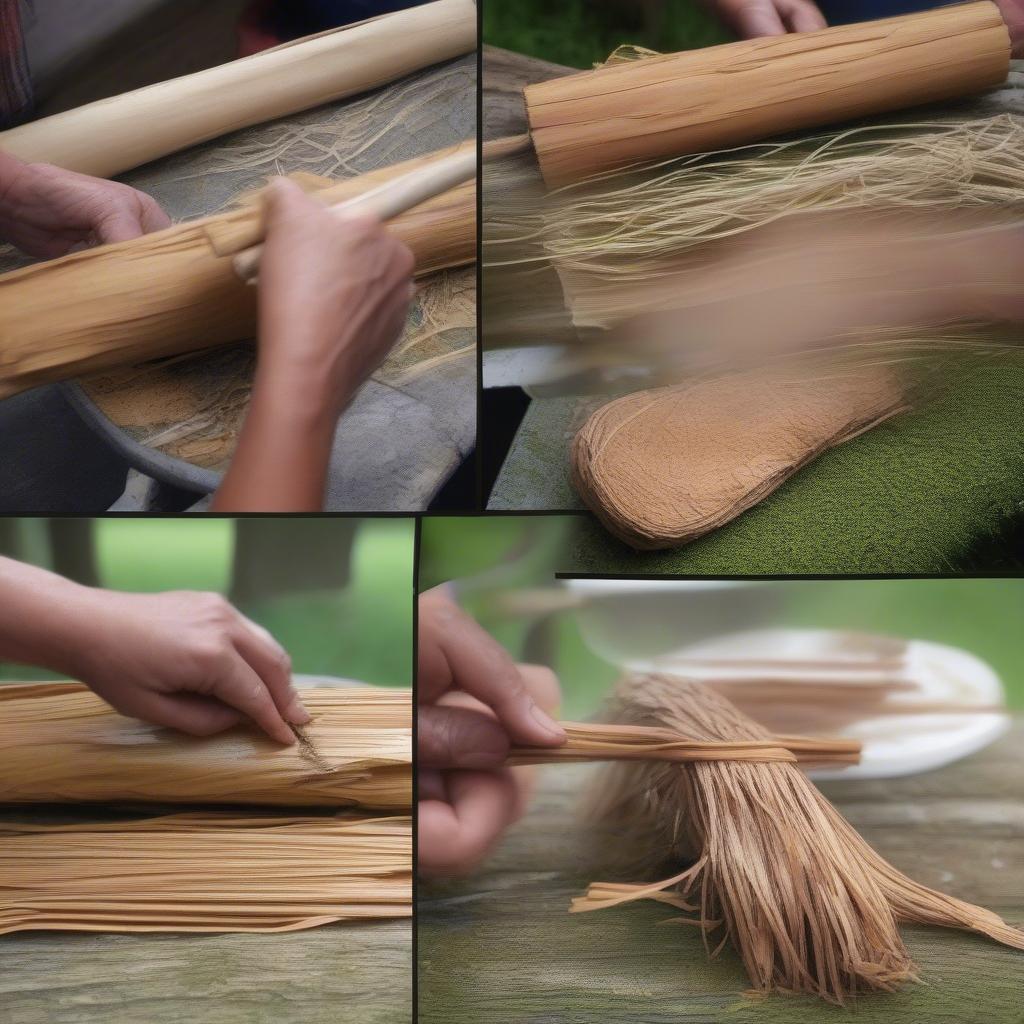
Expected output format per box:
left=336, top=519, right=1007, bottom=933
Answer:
left=419, top=719, right=1024, bottom=1024
left=2, top=924, right=410, bottom=1024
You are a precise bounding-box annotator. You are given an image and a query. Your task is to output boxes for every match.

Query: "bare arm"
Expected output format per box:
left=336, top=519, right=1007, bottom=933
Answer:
left=0, top=555, right=308, bottom=744
left=213, top=179, right=415, bottom=512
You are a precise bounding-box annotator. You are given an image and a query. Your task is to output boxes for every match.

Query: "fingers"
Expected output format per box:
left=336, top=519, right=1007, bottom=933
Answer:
left=131, top=691, right=244, bottom=737
left=205, top=649, right=298, bottom=746
left=137, top=193, right=172, bottom=234
left=418, top=704, right=510, bottom=770
left=419, top=589, right=564, bottom=747
left=724, top=0, right=786, bottom=36
left=264, top=176, right=320, bottom=229
left=518, top=664, right=562, bottom=716
left=94, top=206, right=148, bottom=245
left=418, top=769, right=520, bottom=877
left=231, top=614, right=310, bottom=726
left=778, top=0, right=827, bottom=32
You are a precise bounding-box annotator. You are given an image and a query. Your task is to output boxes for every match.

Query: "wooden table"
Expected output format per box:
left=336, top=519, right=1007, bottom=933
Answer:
left=0, top=678, right=411, bottom=1024
left=419, top=719, right=1024, bottom=1024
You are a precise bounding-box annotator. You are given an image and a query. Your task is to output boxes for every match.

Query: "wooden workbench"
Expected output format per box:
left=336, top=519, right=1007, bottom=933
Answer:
left=0, top=678, right=411, bottom=1024
left=419, top=718, right=1024, bottom=1024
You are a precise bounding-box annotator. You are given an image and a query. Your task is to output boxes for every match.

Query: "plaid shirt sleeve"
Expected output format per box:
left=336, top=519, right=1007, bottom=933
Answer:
left=0, top=0, right=33, bottom=129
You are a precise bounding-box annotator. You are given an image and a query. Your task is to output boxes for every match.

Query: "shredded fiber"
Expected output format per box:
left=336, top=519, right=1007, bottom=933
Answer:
left=0, top=812, right=411, bottom=935
left=573, top=676, right=1024, bottom=1003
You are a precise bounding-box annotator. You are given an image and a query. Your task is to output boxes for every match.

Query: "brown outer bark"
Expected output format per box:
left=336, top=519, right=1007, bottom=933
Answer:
left=525, top=2, right=1010, bottom=187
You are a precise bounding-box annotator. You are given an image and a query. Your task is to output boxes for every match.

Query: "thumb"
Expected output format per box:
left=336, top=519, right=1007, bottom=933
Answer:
left=94, top=206, right=147, bottom=245
left=263, top=176, right=317, bottom=227
left=418, top=705, right=510, bottom=770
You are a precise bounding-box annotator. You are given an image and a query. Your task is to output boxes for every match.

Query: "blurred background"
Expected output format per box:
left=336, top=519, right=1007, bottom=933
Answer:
left=483, top=0, right=729, bottom=68
left=420, top=516, right=1024, bottom=717
left=0, top=517, right=413, bottom=687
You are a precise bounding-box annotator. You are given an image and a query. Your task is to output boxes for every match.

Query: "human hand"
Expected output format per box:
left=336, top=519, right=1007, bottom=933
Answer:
left=65, top=589, right=308, bottom=745
left=254, top=177, right=415, bottom=425
left=0, top=152, right=170, bottom=258
left=703, top=0, right=826, bottom=37
left=418, top=586, right=566, bottom=877
left=995, top=0, right=1024, bottom=57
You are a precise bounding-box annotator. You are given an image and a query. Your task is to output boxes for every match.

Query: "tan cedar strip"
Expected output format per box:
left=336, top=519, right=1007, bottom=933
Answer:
left=508, top=721, right=861, bottom=766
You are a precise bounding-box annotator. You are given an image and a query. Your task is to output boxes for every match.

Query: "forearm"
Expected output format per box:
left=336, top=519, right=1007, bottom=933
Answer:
left=0, top=150, right=28, bottom=239
left=211, top=373, right=343, bottom=513
left=0, top=557, right=99, bottom=677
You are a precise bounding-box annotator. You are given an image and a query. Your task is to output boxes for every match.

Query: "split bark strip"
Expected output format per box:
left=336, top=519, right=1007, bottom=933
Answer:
left=0, top=683, right=411, bottom=809
left=573, top=676, right=1024, bottom=1003
left=508, top=721, right=861, bottom=767
left=0, top=0, right=478, bottom=178
left=0, top=813, right=411, bottom=935
left=524, top=2, right=1010, bottom=188
left=0, top=140, right=476, bottom=400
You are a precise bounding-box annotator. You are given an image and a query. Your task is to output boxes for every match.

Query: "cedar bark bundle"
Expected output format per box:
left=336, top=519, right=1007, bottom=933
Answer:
left=573, top=675, right=1024, bottom=1003
left=0, top=0, right=477, bottom=178
left=0, top=683, right=411, bottom=809
left=0, top=141, right=475, bottom=399
left=524, top=2, right=1010, bottom=187
left=571, top=366, right=907, bottom=550
left=0, top=813, right=411, bottom=935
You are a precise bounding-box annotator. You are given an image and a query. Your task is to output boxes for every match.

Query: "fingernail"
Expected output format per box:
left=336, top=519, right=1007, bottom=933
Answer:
left=529, top=702, right=565, bottom=741
left=286, top=693, right=312, bottom=725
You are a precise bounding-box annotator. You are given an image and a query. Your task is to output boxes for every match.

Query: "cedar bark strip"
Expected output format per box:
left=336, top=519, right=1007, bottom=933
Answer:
left=0, top=0, right=477, bottom=178
left=0, top=683, right=411, bottom=809
left=0, top=813, right=411, bottom=935
left=508, top=721, right=861, bottom=767
left=575, top=675, right=1024, bottom=1003
left=571, top=366, right=908, bottom=551
left=524, top=2, right=1010, bottom=187
left=0, top=141, right=475, bottom=400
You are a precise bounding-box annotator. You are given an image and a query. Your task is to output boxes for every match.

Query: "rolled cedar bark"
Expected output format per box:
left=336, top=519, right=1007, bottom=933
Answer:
left=0, top=0, right=478, bottom=178
left=0, top=140, right=475, bottom=399
left=524, top=2, right=1010, bottom=187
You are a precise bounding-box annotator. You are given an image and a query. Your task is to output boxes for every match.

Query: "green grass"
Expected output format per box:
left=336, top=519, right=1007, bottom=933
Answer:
left=97, top=518, right=233, bottom=593
left=1, top=518, right=413, bottom=688
left=484, top=0, right=729, bottom=69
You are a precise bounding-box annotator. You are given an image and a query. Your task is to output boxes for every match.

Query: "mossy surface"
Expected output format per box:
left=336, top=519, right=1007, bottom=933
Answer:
left=568, top=357, right=1024, bottom=574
